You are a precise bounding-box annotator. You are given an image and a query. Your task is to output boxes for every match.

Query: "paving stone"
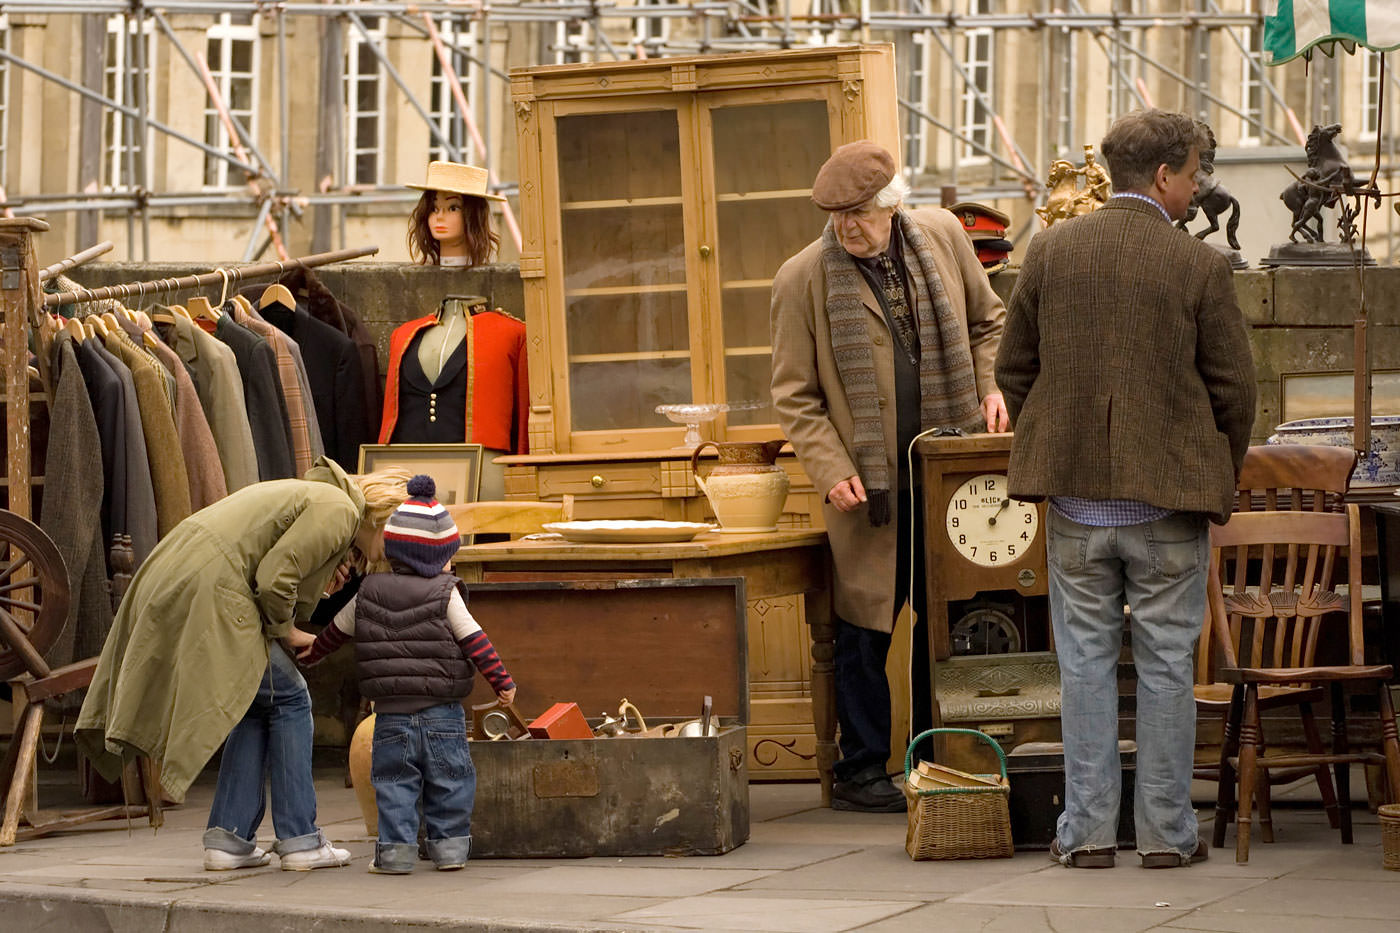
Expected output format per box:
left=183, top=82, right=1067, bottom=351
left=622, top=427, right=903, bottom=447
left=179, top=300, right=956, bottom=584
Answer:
left=612, top=893, right=914, bottom=932
left=859, top=902, right=1187, bottom=932
left=1162, top=913, right=1400, bottom=933
left=483, top=866, right=774, bottom=897
left=1188, top=877, right=1400, bottom=922
left=947, top=866, right=1267, bottom=910
left=735, top=846, right=1047, bottom=895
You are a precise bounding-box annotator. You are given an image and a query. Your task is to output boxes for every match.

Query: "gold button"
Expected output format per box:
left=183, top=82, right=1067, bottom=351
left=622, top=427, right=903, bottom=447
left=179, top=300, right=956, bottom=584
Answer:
left=430, top=392, right=437, bottom=400
left=874, top=335, right=884, bottom=345
left=429, top=415, right=437, bottom=422
left=878, top=396, right=887, bottom=406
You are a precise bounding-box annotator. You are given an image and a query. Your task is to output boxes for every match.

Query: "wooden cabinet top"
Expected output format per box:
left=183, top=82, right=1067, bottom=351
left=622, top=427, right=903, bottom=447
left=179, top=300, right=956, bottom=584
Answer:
left=511, top=43, right=894, bottom=101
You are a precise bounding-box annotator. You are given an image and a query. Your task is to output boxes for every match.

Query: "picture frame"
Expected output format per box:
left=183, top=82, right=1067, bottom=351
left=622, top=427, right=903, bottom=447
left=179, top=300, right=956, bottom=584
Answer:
left=357, top=443, right=484, bottom=506
left=1279, top=369, right=1400, bottom=424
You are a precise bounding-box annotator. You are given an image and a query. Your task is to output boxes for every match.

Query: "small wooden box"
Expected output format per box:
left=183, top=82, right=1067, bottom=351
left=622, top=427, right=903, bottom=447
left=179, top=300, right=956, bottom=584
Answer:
left=463, top=577, right=750, bottom=858
left=527, top=702, right=593, bottom=740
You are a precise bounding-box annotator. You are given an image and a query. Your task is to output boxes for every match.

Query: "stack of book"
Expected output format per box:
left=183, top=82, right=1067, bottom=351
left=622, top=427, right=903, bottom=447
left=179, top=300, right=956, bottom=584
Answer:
left=906, top=760, right=1004, bottom=791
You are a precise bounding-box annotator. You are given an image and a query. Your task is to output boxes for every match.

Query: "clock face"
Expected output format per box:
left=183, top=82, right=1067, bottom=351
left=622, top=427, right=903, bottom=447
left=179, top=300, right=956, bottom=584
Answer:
left=944, top=473, right=1039, bottom=568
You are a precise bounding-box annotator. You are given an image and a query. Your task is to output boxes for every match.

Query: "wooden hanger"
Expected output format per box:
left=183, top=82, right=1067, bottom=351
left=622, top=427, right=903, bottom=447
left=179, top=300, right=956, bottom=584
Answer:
left=231, top=293, right=253, bottom=315
left=63, top=316, right=86, bottom=343
left=186, top=296, right=219, bottom=321
left=87, top=315, right=110, bottom=339
left=260, top=282, right=295, bottom=310
left=150, top=305, right=178, bottom=326
left=142, top=330, right=159, bottom=350
left=171, top=303, right=193, bottom=321
left=101, top=311, right=121, bottom=333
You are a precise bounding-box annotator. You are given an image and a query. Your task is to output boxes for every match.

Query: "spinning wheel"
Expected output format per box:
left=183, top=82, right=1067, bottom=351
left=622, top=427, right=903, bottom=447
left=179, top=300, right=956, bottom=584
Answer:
left=0, top=509, right=71, bottom=681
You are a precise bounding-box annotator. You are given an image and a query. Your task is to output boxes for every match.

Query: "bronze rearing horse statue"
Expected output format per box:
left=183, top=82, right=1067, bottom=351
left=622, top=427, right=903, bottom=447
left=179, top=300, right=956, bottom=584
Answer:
left=1281, top=123, right=1381, bottom=243
left=1177, top=125, right=1241, bottom=250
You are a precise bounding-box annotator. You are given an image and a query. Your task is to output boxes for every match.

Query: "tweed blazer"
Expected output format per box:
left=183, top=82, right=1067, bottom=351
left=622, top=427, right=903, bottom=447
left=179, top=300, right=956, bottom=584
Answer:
left=103, top=330, right=192, bottom=537
left=85, top=341, right=158, bottom=565
left=148, top=338, right=228, bottom=511
left=214, top=315, right=297, bottom=481
left=771, top=206, right=1006, bottom=633
left=994, top=197, right=1256, bottom=524
left=160, top=314, right=260, bottom=493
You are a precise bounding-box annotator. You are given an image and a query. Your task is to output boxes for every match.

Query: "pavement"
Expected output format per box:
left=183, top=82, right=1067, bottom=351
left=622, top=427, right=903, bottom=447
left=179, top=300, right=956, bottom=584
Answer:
left=0, top=768, right=1396, bottom=932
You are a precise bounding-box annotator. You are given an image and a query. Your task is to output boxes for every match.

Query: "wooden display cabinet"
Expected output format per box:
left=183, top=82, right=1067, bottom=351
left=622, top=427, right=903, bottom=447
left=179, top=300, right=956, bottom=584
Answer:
left=504, top=45, right=899, bottom=780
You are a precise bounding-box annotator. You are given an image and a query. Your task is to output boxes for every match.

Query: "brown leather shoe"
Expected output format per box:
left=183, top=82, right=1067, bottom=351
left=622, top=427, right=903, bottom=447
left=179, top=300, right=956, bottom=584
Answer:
left=1140, top=837, right=1209, bottom=868
left=1050, top=838, right=1116, bottom=868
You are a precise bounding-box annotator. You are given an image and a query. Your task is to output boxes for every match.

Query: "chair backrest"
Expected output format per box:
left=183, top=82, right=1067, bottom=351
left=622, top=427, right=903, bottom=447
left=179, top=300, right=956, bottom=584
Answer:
left=1207, top=502, right=1364, bottom=673
left=1197, top=444, right=1362, bottom=682
left=445, top=494, right=574, bottom=539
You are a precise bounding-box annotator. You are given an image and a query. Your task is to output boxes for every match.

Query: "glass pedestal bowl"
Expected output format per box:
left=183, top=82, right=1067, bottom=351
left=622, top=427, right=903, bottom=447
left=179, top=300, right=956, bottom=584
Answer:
left=655, top=401, right=762, bottom=450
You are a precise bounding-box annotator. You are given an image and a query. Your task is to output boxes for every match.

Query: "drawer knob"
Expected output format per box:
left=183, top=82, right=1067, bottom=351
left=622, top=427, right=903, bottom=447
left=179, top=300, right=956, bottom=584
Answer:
left=698, top=244, right=712, bottom=258
left=591, top=474, right=605, bottom=488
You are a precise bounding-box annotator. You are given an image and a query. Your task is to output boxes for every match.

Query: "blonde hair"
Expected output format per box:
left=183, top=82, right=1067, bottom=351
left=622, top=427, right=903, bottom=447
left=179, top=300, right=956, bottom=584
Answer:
left=347, top=467, right=412, bottom=575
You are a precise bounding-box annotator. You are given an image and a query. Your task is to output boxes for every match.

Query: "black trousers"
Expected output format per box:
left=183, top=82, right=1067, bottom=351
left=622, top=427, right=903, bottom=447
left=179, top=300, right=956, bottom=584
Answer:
left=832, top=485, right=930, bottom=783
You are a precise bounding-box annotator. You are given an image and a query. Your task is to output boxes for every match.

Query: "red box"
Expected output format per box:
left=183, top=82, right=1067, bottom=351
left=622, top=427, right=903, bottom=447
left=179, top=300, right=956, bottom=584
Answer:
left=527, top=702, right=593, bottom=740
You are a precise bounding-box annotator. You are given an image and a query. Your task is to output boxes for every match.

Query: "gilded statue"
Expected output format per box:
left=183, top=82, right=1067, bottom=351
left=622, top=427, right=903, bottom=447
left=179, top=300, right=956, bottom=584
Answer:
left=1036, top=147, right=1112, bottom=227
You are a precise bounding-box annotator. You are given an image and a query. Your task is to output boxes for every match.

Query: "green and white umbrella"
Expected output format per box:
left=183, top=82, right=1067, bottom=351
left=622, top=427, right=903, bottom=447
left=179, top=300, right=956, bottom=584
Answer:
left=1264, top=0, right=1400, bottom=63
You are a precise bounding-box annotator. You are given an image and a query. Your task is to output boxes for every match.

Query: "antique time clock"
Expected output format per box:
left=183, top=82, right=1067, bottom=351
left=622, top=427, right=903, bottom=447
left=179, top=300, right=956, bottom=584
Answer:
left=915, top=432, right=1049, bottom=661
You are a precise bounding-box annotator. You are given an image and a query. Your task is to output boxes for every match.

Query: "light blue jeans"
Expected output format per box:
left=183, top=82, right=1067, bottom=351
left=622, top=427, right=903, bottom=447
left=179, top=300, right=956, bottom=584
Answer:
left=372, top=702, right=475, bottom=871
left=203, top=644, right=325, bottom=856
left=1047, top=508, right=1205, bottom=860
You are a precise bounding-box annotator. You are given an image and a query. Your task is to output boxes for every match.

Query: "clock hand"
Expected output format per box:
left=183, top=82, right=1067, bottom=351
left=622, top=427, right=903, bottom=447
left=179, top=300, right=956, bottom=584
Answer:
left=987, top=498, right=1012, bottom=526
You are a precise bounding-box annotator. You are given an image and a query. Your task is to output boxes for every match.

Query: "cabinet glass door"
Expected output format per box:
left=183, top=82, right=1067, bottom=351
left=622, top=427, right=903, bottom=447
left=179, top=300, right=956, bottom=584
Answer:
left=553, top=105, right=698, bottom=446
left=703, top=93, right=833, bottom=435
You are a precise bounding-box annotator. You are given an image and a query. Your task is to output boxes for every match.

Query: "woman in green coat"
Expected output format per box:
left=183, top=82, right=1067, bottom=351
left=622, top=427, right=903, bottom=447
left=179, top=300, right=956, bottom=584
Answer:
left=77, top=458, right=410, bottom=871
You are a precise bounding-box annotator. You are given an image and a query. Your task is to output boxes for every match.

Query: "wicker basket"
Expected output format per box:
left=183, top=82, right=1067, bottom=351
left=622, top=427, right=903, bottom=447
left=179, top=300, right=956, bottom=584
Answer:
left=1380, top=803, right=1400, bottom=871
left=903, top=728, right=1014, bottom=860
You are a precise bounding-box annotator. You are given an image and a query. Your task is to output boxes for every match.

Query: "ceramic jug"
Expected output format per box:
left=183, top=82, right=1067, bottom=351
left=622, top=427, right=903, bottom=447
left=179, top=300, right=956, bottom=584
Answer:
left=691, top=439, right=790, bottom=533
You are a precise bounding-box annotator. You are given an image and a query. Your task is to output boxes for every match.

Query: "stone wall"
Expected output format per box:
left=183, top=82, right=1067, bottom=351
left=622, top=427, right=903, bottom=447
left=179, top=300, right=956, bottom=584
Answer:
left=72, top=260, right=1398, bottom=447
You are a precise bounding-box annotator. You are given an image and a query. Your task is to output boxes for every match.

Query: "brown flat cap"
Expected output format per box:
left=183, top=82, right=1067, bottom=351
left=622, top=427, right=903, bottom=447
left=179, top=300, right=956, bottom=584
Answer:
left=811, top=141, right=895, bottom=211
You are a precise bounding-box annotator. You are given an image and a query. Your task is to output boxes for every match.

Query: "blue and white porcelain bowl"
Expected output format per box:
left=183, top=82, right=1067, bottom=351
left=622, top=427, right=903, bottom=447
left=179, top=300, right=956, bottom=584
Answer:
left=1267, top=416, right=1400, bottom=487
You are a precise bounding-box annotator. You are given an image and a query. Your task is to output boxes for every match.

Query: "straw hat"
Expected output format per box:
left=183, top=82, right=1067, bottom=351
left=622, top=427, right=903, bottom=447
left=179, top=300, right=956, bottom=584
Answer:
left=406, top=160, right=506, bottom=202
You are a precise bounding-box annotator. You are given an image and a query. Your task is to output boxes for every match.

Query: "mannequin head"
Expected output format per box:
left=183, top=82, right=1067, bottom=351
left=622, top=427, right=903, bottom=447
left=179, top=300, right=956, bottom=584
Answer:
left=405, top=160, right=505, bottom=267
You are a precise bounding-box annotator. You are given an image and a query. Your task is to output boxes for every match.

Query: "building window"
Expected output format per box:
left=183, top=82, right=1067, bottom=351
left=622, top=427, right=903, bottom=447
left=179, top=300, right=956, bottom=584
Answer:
left=429, top=15, right=477, bottom=163
left=204, top=13, right=258, bottom=188
left=1240, top=1, right=1265, bottom=146
left=555, top=18, right=591, bottom=65
left=632, top=0, right=671, bottom=53
left=1107, top=0, right=1142, bottom=120
left=1054, top=28, right=1077, bottom=158
left=103, top=15, right=156, bottom=191
left=0, top=15, right=9, bottom=184
left=905, top=31, right=932, bottom=174
left=960, top=0, right=994, bottom=164
left=1362, top=51, right=1383, bottom=140
left=344, top=15, right=385, bottom=186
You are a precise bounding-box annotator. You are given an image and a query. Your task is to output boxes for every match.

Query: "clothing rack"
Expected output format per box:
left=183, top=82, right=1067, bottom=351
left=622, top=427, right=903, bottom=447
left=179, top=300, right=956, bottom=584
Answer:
left=38, top=241, right=114, bottom=284
left=41, top=245, right=379, bottom=309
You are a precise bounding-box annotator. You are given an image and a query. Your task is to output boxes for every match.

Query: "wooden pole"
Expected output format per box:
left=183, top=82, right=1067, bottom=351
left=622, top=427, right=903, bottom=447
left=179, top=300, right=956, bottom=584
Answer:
left=0, top=219, right=49, bottom=523
left=41, top=244, right=378, bottom=309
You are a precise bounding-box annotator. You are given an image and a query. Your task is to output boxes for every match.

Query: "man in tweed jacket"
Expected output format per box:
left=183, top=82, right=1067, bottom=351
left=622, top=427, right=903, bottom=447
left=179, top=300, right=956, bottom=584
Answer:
left=995, top=110, right=1256, bottom=869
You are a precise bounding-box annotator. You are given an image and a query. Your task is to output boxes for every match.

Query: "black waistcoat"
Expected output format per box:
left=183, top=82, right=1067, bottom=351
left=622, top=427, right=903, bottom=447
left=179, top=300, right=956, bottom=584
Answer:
left=355, top=572, right=474, bottom=713
left=389, top=331, right=469, bottom=444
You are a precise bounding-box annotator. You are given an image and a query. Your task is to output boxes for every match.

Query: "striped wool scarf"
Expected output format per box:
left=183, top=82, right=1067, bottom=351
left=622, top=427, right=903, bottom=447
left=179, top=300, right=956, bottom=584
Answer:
left=820, top=209, right=983, bottom=526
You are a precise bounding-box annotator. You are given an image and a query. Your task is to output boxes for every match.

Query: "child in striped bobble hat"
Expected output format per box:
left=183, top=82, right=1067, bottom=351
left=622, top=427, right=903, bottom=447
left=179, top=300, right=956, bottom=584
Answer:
left=300, top=474, right=516, bottom=874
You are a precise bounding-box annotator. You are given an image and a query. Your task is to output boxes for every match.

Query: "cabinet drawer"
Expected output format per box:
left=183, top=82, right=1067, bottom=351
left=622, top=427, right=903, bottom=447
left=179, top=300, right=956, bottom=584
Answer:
left=537, top=463, right=662, bottom=498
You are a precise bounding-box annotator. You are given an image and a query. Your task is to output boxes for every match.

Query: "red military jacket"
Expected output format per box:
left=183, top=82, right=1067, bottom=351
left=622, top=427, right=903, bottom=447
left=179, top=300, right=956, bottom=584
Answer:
left=378, top=310, right=529, bottom=454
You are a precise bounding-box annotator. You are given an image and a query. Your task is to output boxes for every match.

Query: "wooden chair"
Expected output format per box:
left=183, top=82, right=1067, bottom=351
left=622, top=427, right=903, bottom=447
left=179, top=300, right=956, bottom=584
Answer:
left=1204, top=447, right=1400, bottom=861
left=1194, top=445, right=1355, bottom=846
left=445, top=494, right=574, bottom=540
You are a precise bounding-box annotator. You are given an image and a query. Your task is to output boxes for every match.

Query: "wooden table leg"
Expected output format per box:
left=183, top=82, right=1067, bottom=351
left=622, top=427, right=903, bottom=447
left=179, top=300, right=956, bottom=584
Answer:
left=805, top=559, right=836, bottom=806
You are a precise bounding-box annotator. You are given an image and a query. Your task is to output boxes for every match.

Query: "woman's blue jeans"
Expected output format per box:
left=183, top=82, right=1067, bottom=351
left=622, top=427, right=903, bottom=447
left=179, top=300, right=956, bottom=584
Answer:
left=203, top=644, right=324, bottom=856
left=372, top=702, right=474, bottom=870
left=1047, top=509, right=1205, bottom=860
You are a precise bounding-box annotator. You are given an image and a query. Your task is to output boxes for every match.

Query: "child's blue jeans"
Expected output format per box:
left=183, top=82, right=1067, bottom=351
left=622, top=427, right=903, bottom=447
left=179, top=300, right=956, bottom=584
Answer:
left=372, top=701, right=474, bottom=870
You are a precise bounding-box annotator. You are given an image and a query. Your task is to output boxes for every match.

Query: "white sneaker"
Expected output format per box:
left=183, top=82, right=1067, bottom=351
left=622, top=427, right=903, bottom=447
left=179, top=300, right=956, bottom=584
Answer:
left=204, top=846, right=273, bottom=871
left=279, top=842, right=352, bottom=871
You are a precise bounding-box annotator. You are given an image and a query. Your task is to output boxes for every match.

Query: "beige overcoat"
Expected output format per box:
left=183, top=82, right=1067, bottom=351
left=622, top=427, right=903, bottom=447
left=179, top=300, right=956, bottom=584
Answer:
left=770, top=207, right=1006, bottom=633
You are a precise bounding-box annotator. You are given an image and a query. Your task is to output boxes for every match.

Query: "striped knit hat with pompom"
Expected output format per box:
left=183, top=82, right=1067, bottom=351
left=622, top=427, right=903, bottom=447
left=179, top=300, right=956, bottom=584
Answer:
left=382, top=474, right=461, bottom=577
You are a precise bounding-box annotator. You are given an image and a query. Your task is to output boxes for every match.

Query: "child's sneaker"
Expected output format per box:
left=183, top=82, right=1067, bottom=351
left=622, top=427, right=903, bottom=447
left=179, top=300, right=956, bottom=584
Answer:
left=203, top=846, right=273, bottom=871
left=279, top=842, right=352, bottom=871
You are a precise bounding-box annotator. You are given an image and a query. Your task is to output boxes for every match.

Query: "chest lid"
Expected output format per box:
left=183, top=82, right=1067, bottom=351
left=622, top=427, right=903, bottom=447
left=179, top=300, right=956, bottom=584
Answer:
left=462, top=577, right=749, bottom=725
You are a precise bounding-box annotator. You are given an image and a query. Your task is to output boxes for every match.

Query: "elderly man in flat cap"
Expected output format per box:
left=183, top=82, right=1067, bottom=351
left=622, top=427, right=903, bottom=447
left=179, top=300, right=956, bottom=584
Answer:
left=770, top=140, right=1008, bottom=812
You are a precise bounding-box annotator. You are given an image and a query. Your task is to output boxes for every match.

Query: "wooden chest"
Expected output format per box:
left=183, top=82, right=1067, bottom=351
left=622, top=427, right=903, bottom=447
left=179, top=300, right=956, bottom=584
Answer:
left=462, top=577, right=751, bottom=857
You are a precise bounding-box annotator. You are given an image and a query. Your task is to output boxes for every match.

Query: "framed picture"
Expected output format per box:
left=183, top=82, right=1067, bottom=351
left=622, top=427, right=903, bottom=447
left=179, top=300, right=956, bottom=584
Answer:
left=1279, top=369, right=1400, bottom=423
left=357, top=443, right=484, bottom=505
